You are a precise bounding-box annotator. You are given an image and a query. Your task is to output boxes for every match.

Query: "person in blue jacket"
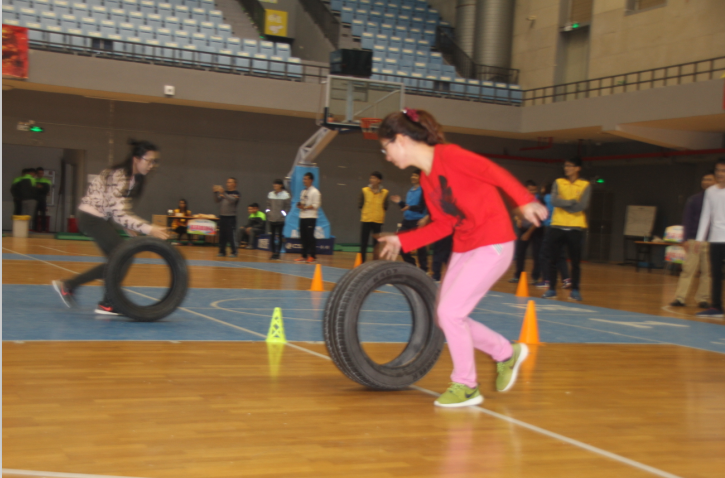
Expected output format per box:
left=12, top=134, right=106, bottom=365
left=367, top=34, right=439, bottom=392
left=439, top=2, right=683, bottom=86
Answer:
left=391, top=168, right=429, bottom=272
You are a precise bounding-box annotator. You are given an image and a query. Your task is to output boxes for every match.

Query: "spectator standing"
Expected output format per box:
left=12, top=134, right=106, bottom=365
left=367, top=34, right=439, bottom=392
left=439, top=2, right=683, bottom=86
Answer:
left=534, top=182, right=571, bottom=289
left=695, top=159, right=725, bottom=318
left=670, top=171, right=715, bottom=308
left=214, top=178, right=240, bottom=258
left=295, top=172, right=321, bottom=263
left=171, top=199, right=192, bottom=245
left=267, top=179, right=291, bottom=260
left=240, top=203, right=266, bottom=249
left=359, top=171, right=389, bottom=263
left=391, top=168, right=429, bottom=272
left=34, top=167, right=52, bottom=232
left=542, top=158, right=591, bottom=302
left=509, top=180, right=544, bottom=284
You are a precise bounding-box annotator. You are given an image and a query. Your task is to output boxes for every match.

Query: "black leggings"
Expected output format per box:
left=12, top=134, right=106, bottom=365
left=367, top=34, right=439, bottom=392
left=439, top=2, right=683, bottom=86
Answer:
left=65, top=211, right=128, bottom=303
left=360, top=222, right=382, bottom=262
left=269, top=221, right=285, bottom=254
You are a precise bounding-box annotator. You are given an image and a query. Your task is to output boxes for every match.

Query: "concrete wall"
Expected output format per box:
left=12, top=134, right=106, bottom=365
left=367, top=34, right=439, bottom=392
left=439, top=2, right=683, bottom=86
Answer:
left=511, top=0, right=725, bottom=90
left=511, top=0, right=560, bottom=90
left=427, top=0, right=458, bottom=26
left=589, top=0, right=725, bottom=79
left=2, top=89, right=563, bottom=243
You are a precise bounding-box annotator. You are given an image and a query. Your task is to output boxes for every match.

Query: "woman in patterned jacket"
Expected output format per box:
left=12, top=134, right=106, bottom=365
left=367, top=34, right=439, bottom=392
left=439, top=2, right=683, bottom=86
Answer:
left=52, top=140, right=169, bottom=316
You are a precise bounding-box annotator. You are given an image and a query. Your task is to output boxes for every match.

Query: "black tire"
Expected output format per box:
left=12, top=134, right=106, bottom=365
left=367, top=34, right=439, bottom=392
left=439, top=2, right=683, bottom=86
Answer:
left=104, top=237, right=189, bottom=322
left=324, top=261, right=444, bottom=390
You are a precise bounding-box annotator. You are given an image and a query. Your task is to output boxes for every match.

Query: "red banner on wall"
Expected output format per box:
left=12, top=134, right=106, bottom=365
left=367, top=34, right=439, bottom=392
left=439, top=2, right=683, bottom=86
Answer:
left=2, top=24, right=29, bottom=79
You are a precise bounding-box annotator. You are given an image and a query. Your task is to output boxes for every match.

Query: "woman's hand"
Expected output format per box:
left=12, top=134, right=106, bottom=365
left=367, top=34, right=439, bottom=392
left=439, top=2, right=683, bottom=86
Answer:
left=520, top=202, right=548, bottom=228
left=149, top=225, right=169, bottom=240
left=417, top=215, right=430, bottom=227
left=390, top=195, right=402, bottom=203
left=377, top=234, right=402, bottom=261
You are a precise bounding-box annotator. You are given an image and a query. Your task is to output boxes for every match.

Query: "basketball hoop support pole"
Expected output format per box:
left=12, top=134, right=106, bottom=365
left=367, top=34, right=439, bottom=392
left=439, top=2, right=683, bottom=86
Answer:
left=284, top=126, right=339, bottom=189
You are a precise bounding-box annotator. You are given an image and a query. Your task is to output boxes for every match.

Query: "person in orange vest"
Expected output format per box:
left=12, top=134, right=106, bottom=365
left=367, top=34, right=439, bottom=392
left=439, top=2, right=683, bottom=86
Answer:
left=358, top=171, right=389, bottom=263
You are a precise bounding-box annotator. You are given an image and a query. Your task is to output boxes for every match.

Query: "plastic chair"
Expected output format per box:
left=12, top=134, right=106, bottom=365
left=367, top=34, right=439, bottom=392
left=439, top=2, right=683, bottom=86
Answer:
left=275, top=42, right=290, bottom=59
left=243, top=39, right=258, bottom=55
left=127, top=10, right=143, bottom=26
left=147, top=13, right=162, bottom=29
left=252, top=53, right=269, bottom=74
left=139, top=0, right=155, bottom=15
left=361, top=32, right=374, bottom=50
left=225, top=36, right=241, bottom=51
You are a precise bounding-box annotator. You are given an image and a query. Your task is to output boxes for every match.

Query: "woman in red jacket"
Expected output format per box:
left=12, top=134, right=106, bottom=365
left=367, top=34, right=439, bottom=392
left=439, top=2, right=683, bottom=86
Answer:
left=377, top=109, right=548, bottom=408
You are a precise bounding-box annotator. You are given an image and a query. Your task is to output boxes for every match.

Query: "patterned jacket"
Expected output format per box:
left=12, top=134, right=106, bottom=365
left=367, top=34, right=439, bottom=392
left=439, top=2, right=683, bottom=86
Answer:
left=79, top=168, right=152, bottom=234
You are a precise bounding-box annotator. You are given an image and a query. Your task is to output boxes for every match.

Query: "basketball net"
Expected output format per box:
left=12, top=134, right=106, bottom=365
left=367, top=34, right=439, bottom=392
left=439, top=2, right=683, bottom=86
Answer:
left=360, top=118, right=383, bottom=140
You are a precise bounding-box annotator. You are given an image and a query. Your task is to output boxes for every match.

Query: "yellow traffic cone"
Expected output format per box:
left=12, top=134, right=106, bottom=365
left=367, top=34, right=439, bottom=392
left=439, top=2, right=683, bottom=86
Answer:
left=515, top=272, right=529, bottom=298
left=309, top=263, right=325, bottom=292
left=266, top=307, right=287, bottom=344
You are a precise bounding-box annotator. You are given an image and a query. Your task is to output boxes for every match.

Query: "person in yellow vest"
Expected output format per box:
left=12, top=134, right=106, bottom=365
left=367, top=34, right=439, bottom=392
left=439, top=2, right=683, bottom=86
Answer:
left=542, top=157, right=591, bottom=302
left=359, top=171, right=389, bottom=262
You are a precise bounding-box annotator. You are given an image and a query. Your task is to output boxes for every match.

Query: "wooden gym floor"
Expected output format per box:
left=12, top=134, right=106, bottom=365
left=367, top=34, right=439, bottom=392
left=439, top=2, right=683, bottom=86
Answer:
left=3, top=236, right=724, bottom=478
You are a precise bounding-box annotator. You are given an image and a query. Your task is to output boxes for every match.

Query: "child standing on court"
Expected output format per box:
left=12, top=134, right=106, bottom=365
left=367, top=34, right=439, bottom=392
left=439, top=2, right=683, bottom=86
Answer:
left=377, top=109, right=547, bottom=408
left=358, top=171, right=389, bottom=263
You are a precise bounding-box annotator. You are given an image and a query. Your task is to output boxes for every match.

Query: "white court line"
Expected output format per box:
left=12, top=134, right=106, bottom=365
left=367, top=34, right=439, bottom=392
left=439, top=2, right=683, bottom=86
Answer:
left=0, top=247, right=691, bottom=477
left=37, top=245, right=96, bottom=256
left=1, top=469, right=149, bottom=478
left=408, top=386, right=684, bottom=478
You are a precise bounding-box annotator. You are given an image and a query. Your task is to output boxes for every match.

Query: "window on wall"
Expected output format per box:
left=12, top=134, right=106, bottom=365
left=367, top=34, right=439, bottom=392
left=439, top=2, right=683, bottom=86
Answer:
left=569, top=0, right=593, bottom=25
left=627, top=0, right=667, bottom=12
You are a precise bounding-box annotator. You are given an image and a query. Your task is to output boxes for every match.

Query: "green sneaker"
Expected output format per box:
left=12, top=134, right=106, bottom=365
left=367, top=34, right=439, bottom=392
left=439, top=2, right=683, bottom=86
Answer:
left=434, top=382, right=483, bottom=408
left=496, top=343, right=529, bottom=392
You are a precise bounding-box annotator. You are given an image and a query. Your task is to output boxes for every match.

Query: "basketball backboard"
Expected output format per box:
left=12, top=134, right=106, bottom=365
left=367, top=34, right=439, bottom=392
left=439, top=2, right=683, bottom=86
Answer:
left=322, top=75, right=404, bottom=131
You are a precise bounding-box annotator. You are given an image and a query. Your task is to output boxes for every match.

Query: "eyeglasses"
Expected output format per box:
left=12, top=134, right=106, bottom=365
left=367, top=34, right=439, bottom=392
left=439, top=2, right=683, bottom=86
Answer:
left=141, top=156, right=160, bottom=166
left=380, top=139, right=394, bottom=155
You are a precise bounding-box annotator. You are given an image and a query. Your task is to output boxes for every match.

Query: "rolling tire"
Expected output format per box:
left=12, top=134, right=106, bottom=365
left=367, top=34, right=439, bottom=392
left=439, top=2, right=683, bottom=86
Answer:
left=104, top=237, right=189, bottom=322
left=324, top=260, right=444, bottom=390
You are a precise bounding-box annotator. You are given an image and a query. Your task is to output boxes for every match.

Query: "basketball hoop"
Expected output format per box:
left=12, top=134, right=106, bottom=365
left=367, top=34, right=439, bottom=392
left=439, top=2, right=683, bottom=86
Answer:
left=360, top=118, right=383, bottom=140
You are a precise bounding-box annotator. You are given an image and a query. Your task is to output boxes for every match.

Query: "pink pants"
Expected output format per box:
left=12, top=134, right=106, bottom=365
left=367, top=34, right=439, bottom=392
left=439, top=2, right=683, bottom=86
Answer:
left=437, top=241, right=515, bottom=388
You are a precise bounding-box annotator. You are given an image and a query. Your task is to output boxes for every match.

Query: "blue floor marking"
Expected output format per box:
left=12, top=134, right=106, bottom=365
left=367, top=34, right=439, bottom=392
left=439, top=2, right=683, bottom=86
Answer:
left=3, top=284, right=724, bottom=353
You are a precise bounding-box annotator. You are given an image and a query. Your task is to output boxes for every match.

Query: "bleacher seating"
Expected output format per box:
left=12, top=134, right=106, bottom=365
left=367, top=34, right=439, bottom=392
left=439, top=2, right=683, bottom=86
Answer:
left=326, top=0, right=521, bottom=104
left=2, top=0, right=303, bottom=79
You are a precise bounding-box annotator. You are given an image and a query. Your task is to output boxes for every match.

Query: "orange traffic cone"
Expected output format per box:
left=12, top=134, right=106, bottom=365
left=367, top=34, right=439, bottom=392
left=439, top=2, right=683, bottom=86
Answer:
left=515, top=272, right=529, bottom=298
left=309, top=264, right=325, bottom=292
left=353, top=253, right=362, bottom=268
left=518, top=300, right=541, bottom=344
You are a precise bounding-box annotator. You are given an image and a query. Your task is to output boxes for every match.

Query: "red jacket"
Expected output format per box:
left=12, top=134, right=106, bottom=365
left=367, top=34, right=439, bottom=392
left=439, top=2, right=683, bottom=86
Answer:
left=398, top=144, right=534, bottom=254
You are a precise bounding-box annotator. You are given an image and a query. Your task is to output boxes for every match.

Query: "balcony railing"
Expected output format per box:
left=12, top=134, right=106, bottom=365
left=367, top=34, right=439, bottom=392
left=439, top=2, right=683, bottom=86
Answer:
left=525, top=56, right=725, bottom=106
left=22, top=31, right=723, bottom=110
